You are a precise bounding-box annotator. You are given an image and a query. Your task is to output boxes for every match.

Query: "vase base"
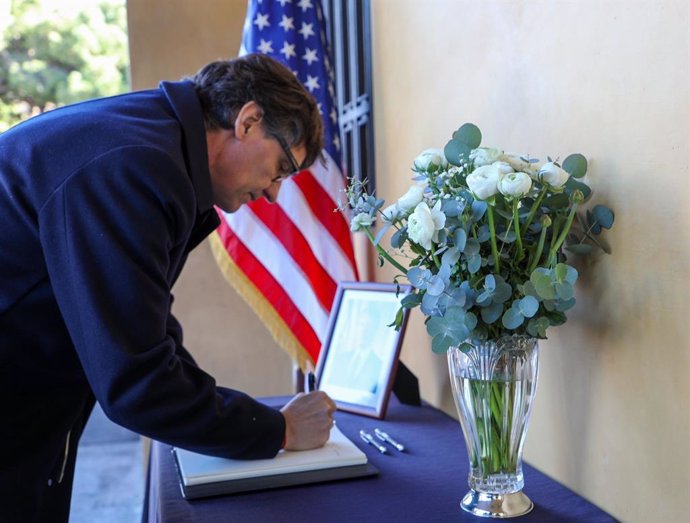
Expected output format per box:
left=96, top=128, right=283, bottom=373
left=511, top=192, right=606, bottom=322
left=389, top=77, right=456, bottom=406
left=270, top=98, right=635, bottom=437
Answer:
left=460, top=489, right=533, bottom=518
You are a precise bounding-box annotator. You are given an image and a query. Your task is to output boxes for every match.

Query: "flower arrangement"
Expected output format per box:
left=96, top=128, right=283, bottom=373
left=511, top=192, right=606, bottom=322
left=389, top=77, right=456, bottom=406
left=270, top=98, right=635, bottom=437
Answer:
left=345, top=123, right=614, bottom=352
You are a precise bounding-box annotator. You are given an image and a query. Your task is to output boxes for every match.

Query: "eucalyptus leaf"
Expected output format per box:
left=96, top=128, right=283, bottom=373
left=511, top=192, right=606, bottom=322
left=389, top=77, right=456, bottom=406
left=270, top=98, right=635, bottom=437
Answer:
left=426, top=275, right=446, bottom=296
left=502, top=306, right=525, bottom=329
left=565, top=243, right=594, bottom=255
left=441, top=198, right=463, bottom=217
left=441, top=246, right=461, bottom=267
left=562, top=153, right=588, bottom=179
left=554, top=297, right=576, bottom=311
left=493, top=277, right=513, bottom=303
left=474, top=225, right=489, bottom=243
left=454, top=228, right=467, bottom=251
left=497, top=230, right=517, bottom=243
left=542, top=193, right=570, bottom=209
left=531, top=269, right=556, bottom=300
left=401, top=293, right=422, bottom=308
left=466, top=253, right=481, bottom=274
left=438, top=287, right=466, bottom=311
left=465, top=311, right=478, bottom=331
left=444, top=139, right=471, bottom=166
left=427, top=307, right=470, bottom=353
left=391, top=227, right=407, bottom=249
left=481, top=302, right=503, bottom=324
left=565, top=177, right=592, bottom=200
left=493, top=207, right=513, bottom=220
left=586, top=210, right=601, bottom=234
left=527, top=317, right=549, bottom=337
left=453, top=123, right=482, bottom=149
left=471, top=201, right=487, bottom=222
left=591, top=204, right=615, bottom=230
left=407, top=267, right=431, bottom=289
left=476, top=291, right=492, bottom=306
left=464, top=238, right=480, bottom=255
left=555, top=263, right=578, bottom=285
left=421, top=292, right=441, bottom=316
left=519, top=296, right=539, bottom=318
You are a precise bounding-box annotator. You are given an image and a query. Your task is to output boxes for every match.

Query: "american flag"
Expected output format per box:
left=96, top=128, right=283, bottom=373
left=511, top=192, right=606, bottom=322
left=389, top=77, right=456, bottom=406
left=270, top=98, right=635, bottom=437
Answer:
left=210, top=0, right=358, bottom=368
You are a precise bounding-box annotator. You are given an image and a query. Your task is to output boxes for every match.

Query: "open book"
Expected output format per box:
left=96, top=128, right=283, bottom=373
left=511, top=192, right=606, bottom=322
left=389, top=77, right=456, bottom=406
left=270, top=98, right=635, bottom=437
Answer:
left=173, top=425, right=377, bottom=499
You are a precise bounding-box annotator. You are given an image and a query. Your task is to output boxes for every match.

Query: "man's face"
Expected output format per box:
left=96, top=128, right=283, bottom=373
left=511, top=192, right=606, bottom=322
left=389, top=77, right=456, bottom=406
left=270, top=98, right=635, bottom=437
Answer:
left=207, top=102, right=307, bottom=213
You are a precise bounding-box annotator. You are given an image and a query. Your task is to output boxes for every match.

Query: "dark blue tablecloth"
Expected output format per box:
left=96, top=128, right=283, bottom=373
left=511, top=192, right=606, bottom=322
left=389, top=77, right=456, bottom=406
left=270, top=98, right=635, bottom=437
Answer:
left=143, top=396, right=617, bottom=522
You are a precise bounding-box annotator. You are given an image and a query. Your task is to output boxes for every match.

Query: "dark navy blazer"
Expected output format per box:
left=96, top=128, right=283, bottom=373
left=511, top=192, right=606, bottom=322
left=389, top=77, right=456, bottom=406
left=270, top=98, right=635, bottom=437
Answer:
left=0, top=81, right=285, bottom=521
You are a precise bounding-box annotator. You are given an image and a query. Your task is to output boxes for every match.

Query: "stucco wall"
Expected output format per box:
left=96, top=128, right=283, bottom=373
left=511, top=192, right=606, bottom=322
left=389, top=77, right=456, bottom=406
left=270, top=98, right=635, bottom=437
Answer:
left=127, top=1, right=689, bottom=521
left=369, top=1, right=689, bottom=522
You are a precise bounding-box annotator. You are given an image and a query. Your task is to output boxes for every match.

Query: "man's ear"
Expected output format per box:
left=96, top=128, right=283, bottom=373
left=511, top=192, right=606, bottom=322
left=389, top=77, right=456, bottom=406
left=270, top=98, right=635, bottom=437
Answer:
left=233, top=101, right=264, bottom=139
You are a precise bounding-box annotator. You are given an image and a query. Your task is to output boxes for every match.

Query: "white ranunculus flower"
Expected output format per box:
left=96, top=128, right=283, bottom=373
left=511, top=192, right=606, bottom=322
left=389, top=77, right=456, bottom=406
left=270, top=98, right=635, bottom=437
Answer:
left=469, top=147, right=502, bottom=167
left=466, top=165, right=502, bottom=200
left=538, top=162, right=570, bottom=188
left=413, top=148, right=448, bottom=171
left=498, top=171, right=532, bottom=198
left=350, top=212, right=373, bottom=232
left=396, top=183, right=427, bottom=212
left=407, top=200, right=446, bottom=250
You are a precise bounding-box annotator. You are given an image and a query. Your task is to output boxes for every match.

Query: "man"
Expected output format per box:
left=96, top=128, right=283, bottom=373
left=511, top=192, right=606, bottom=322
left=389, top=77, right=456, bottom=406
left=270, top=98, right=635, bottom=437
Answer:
left=0, top=53, right=336, bottom=522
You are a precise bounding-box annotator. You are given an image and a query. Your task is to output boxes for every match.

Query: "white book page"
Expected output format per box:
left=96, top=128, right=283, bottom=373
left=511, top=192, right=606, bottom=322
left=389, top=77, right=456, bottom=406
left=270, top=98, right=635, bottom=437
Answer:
left=175, top=425, right=367, bottom=486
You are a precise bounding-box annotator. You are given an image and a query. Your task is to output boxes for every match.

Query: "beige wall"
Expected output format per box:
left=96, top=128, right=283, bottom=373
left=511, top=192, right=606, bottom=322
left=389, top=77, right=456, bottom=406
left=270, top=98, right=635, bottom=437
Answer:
left=370, top=1, right=689, bottom=522
left=127, top=1, right=689, bottom=521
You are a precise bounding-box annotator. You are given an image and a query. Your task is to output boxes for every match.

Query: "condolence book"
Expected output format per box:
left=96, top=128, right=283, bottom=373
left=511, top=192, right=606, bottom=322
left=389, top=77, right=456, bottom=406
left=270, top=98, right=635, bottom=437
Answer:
left=173, top=425, right=378, bottom=499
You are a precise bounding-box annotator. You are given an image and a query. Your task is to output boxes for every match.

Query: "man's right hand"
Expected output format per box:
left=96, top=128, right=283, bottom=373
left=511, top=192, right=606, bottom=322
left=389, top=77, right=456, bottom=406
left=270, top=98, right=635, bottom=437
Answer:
left=280, top=391, right=336, bottom=451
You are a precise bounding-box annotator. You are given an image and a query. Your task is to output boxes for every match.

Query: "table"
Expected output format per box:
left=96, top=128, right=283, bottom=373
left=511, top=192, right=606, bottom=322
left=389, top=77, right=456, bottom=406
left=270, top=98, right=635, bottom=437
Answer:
left=143, top=396, right=617, bottom=522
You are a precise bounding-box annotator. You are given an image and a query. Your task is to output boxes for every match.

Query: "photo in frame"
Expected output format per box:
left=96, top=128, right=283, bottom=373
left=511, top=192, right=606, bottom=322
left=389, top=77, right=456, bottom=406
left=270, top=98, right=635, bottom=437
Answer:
left=315, top=282, right=412, bottom=419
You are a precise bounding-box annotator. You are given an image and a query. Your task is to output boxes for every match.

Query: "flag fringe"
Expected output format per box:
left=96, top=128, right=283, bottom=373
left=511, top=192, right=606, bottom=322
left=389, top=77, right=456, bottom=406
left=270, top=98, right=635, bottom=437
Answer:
left=208, top=231, right=313, bottom=371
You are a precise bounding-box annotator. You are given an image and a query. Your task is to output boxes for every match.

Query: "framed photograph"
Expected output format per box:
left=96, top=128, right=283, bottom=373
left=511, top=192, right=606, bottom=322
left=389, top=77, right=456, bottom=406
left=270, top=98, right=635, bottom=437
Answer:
left=315, top=281, right=412, bottom=419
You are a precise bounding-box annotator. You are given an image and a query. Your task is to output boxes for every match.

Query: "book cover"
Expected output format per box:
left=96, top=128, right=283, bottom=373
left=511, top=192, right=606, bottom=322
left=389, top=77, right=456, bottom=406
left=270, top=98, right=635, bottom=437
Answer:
left=172, top=425, right=377, bottom=499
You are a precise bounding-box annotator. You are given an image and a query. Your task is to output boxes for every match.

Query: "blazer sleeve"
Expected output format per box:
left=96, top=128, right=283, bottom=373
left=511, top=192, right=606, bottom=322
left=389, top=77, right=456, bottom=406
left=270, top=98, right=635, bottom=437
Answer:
left=38, top=145, right=285, bottom=460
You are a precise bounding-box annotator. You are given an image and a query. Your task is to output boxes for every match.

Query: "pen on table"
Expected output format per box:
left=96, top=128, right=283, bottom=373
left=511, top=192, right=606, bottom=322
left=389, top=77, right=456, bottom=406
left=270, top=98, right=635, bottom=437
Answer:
left=374, top=428, right=405, bottom=452
left=359, top=430, right=388, bottom=454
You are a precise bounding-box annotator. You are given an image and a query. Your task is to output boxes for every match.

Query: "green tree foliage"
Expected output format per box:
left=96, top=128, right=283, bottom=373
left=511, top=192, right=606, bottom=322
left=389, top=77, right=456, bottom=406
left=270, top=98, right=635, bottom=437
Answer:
left=0, top=0, right=129, bottom=131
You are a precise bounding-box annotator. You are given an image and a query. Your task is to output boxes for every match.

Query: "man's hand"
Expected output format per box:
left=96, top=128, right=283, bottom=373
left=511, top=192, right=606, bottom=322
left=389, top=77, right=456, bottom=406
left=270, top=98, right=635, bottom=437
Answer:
left=280, top=391, right=336, bottom=451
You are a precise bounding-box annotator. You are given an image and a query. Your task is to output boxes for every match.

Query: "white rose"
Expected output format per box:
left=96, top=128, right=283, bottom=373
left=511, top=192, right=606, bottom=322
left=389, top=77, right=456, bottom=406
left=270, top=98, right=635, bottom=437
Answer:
left=469, top=147, right=502, bottom=167
left=413, top=148, right=448, bottom=171
left=407, top=200, right=446, bottom=250
left=350, top=212, right=373, bottom=232
left=538, top=162, right=570, bottom=188
left=397, top=183, right=427, bottom=212
left=498, top=171, right=532, bottom=198
left=466, top=165, right=502, bottom=200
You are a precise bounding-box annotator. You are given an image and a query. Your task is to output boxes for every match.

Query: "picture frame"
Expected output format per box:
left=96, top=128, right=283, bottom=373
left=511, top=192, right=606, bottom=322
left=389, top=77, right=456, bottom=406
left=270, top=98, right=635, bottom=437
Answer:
left=315, top=281, right=412, bottom=419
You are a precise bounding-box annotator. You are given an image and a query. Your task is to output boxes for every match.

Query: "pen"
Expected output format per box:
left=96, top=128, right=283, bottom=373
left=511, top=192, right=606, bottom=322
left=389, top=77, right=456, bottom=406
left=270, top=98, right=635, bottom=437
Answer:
left=305, top=371, right=316, bottom=392
left=374, top=428, right=405, bottom=452
left=305, top=361, right=316, bottom=392
left=359, top=430, right=388, bottom=454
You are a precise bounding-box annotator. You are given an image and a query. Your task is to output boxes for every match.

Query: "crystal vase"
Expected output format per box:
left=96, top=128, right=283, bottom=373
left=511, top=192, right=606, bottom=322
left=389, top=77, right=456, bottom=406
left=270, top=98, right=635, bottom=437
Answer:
left=448, top=335, right=539, bottom=518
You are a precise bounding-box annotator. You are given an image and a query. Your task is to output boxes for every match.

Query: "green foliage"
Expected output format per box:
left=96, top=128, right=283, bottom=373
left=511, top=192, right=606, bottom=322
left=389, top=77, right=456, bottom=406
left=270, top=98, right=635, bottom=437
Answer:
left=345, top=123, right=615, bottom=352
left=0, top=0, right=129, bottom=131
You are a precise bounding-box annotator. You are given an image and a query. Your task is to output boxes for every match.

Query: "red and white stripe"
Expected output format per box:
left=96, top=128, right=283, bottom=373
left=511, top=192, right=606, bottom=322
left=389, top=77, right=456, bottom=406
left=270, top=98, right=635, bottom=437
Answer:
left=214, top=150, right=357, bottom=363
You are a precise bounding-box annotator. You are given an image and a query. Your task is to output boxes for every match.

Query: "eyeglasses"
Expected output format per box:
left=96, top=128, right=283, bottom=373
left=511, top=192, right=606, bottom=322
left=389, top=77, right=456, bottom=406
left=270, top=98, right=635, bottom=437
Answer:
left=273, top=133, right=305, bottom=181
